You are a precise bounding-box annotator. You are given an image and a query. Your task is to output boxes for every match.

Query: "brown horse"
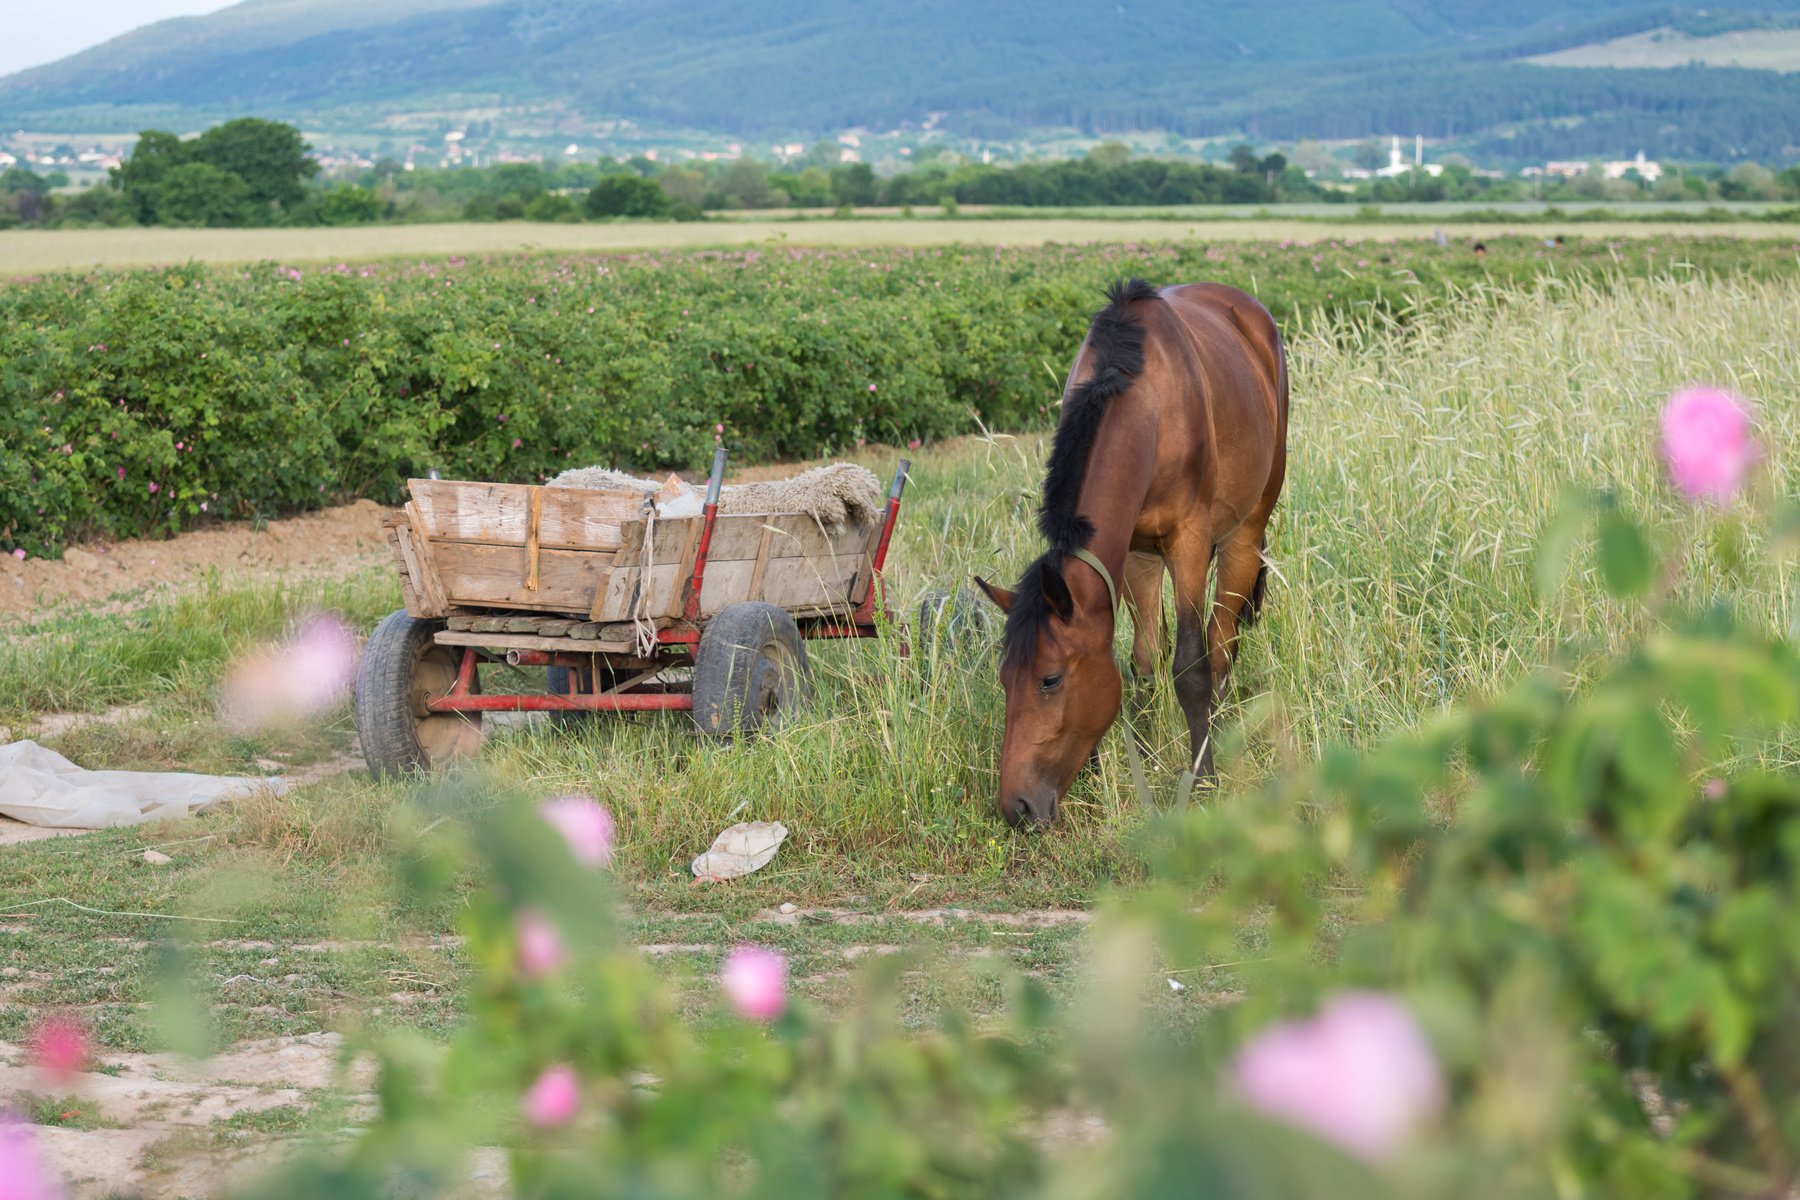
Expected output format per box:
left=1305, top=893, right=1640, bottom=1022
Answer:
left=975, top=279, right=1288, bottom=827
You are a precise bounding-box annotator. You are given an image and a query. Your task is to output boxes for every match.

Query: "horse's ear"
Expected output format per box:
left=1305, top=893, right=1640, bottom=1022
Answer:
left=1040, top=563, right=1074, bottom=621
left=973, top=576, right=1014, bottom=613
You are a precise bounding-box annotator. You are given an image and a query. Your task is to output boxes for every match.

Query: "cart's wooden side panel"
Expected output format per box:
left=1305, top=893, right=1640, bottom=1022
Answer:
left=409, top=479, right=647, bottom=550
left=428, top=543, right=617, bottom=612
left=395, top=479, right=878, bottom=622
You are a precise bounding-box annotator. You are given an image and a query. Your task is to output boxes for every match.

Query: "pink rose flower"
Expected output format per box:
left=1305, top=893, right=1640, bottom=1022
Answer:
left=1232, top=992, right=1444, bottom=1161
left=220, top=613, right=359, bottom=731
left=516, top=910, right=569, bottom=978
left=0, top=1118, right=65, bottom=1200
left=539, top=794, right=615, bottom=867
left=721, top=945, right=787, bottom=1020
left=10, top=549, right=24, bottom=561
left=28, top=1016, right=89, bottom=1086
left=1662, top=386, right=1760, bottom=505
left=522, top=1064, right=580, bottom=1128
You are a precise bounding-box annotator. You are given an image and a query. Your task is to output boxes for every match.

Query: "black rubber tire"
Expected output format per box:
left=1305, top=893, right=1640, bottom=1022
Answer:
left=916, top=588, right=990, bottom=669
left=354, top=610, right=484, bottom=778
left=691, top=602, right=811, bottom=739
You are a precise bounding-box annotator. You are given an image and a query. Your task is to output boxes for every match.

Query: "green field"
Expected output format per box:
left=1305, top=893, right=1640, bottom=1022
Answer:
left=4, top=214, right=1799, bottom=273
left=4, top=245, right=1799, bottom=1194
left=1530, top=26, right=1800, bottom=71
left=5, top=264, right=1793, bottom=941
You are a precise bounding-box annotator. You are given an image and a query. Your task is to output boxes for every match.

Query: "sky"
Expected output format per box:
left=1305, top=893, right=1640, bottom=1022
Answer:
left=1, top=1, right=235, bottom=77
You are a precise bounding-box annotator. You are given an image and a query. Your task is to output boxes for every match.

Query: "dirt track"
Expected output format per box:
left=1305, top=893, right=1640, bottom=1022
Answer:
left=0, top=501, right=395, bottom=625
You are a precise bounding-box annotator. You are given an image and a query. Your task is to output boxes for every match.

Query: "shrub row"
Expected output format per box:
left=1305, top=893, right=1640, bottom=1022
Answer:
left=2, top=235, right=1796, bottom=554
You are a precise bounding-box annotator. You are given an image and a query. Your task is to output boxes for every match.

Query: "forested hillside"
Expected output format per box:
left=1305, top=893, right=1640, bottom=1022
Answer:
left=5, top=0, right=1800, bottom=159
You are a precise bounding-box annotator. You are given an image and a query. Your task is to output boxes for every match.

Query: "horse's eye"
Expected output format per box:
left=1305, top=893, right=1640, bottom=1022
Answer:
left=1040, top=673, right=1063, bottom=692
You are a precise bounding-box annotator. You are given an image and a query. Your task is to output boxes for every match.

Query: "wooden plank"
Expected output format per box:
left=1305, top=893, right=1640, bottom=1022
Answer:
left=628, top=513, right=868, bottom=563
left=590, top=521, right=643, bottom=622
left=745, top=525, right=776, bottom=602
left=429, top=542, right=613, bottom=612
left=387, top=525, right=426, bottom=617
left=395, top=518, right=450, bottom=618
left=502, top=616, right=540, bottom=634
left=535, top=619, right=579, bottom=637
left=410, top=479, right=649, bottom=551
left=446, top=615, right=478, bottom=632
left=590, top=552, right=866, bottom=622
left=525, top=487, right=543, bottom=592
left=672, top=516, right=705, bottom=619
left=569, top=622, right=602, bottom=641
left=434, top=631, right=633, bottom=655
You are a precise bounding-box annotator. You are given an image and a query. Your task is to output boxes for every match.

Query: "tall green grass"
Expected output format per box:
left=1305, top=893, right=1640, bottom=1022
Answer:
left=471, top=272, right=1800, bottom=897
left=7, top=272, right=1795, bottom=902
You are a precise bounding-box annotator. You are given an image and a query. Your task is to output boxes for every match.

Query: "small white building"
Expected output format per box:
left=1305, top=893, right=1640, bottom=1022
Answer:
left=1603, top=150, right=1662, bottom=183
left=1372, top=135, right=1444, bottom=179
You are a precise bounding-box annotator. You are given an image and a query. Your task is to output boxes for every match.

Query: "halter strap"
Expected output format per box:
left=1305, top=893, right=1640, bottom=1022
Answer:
left=1062, top=545, right=1199, bottom=813
left=1068, top=546, right=1118, bottom=614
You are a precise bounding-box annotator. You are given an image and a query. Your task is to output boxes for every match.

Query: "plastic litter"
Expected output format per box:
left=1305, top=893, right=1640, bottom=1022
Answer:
left=691, top=820, right=788, bottom=882
left=0, top=740, right=286, bottom=830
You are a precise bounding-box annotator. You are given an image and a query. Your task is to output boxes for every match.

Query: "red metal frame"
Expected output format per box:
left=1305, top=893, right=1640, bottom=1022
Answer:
left=425, top=455, right=911, bottom=716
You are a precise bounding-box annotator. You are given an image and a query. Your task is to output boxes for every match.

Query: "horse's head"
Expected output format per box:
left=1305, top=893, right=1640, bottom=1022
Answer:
left=975, top=557, right=1121, bottom=828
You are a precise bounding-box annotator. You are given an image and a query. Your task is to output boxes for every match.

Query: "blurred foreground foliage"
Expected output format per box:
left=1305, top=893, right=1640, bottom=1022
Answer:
left=176, top=489, right=1800, bottom=1199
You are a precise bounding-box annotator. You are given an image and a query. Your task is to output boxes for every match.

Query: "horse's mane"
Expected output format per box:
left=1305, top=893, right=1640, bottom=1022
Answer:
left=1002, top=278, right=1159, bottom=669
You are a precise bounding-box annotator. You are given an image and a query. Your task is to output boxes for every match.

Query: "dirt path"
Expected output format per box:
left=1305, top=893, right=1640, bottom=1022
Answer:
left=0, top=501, right=394, bottom=626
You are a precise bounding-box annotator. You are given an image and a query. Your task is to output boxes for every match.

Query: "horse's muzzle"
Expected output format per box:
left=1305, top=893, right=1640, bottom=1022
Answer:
left=1002, top=790, right=1058, bottom=829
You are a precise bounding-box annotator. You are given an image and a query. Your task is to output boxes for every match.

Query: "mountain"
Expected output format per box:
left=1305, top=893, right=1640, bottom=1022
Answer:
left=5, top=0, right=1800, bottom=161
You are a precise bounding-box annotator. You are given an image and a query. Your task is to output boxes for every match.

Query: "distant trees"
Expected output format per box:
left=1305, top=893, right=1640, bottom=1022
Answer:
left=113, top=118, right=319, bottom=226
left=585, top=174, right=670, bottom=218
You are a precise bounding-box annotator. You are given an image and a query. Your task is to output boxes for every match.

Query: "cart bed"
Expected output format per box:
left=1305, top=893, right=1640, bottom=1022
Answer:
left=386, top=478, right=878, bottom=624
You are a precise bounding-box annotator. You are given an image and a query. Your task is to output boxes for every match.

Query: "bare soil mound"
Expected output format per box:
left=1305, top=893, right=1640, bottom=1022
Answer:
left=0, top=501, right=394, bottom=625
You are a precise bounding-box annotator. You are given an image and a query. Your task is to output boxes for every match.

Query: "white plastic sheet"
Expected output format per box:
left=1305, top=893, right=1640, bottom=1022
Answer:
left=691, top=821, right=788, bottom=882
left=0, top=740, right=286, bottom=830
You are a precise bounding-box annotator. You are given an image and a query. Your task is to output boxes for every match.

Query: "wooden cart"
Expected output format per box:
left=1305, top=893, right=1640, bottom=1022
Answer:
left=354, top=450, right=909, bottom=776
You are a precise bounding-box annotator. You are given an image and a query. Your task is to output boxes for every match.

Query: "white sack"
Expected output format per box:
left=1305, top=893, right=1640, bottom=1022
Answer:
left=0, top=740, right=286, bottom=830
left=691, top=821, right=788, bottom=882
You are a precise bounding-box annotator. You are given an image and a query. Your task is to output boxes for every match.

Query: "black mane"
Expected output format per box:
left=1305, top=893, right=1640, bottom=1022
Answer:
left=1001, top=278, right=1159, bottom=669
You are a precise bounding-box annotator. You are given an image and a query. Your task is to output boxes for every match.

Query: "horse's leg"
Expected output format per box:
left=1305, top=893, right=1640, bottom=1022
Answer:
left=1121, top=551, right=1165, bottom=748
left=1206, top=520, right=1271, bottom=695
left=1122, top=551, right=1165, bottom=679
left=1166, top=526, right=1216, bottom=783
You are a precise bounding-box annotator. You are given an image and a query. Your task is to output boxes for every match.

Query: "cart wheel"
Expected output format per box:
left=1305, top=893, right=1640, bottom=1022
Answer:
left=692, top=602, right=811, bottom=739
left=916, top=588, right=990, bottom=673
left=355, top=610, right=484, bottom=778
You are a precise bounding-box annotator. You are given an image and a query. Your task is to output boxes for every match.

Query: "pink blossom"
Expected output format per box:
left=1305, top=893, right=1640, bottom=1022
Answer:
left=907, top=439, right=922, bottom=451
left=721, top=944, right=787, bottom=1020
left=28, top=1016, right=89, bottom=1086
left=512, top=438, right=523, bottom=449
left=10, top=549, right=24, bottom=561
left=200, top=502, right=209, bottom=512
left=1703, top=778, right=1727, bottom=800
left=1232, top=992, right=1443, bottom=1161
left=116, top=467, right=125, bottom=480
left=516, top=910, right=569, bottom=978
left=148, top=482, right=159, bottom=495
left=1662, top=387, right=1760, bottom=505
left=0, top=1118, right=65, bottom=1200
left=868, top=384, right=877, bottom=393
left=220, top=613, right=359, bottom=730
left=522, top=1064, right=580, bottom=1128
left=714, top=424, right=724, bottom=434
left=539, top=794, right=615, bottom=867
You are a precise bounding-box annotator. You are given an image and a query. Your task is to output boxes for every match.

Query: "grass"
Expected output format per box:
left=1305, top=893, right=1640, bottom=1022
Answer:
left=1, top=269, right=1796, bottom=1060
left=4, top=216, right=1799, bottom=273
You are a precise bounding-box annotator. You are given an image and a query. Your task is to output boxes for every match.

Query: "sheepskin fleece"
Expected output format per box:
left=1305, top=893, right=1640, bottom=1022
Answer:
left=550, top=462, right=883, bottom=535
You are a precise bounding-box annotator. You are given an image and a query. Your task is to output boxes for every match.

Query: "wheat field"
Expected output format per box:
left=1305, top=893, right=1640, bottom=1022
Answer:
left=4, top=218, right=1797, bottom=274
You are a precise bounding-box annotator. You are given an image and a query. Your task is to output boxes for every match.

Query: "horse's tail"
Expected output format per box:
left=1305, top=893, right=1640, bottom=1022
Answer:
left=1038, top=278, right=1160, bottom=551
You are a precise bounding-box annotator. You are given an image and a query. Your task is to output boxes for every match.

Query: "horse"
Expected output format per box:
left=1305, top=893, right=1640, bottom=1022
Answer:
left=974, top=279, right=1289, bottom=828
